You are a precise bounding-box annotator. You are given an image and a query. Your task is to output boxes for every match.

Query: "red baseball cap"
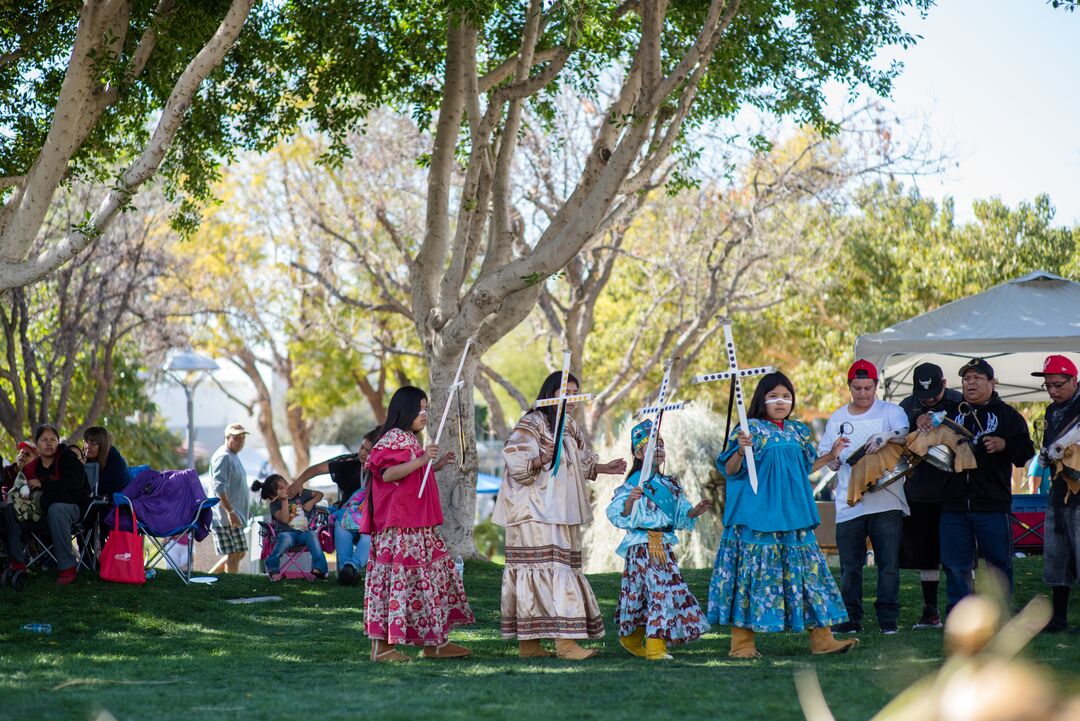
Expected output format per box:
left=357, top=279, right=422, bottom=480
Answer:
left=16, top=441, right=37, bottom=455
left=1031, top=354, right=1078, bottom=377
left=847, top=359, right=879, bottom=382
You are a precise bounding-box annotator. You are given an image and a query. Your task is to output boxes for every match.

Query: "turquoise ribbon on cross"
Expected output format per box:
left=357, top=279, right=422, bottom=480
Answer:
left=534, top=350, right=595, bottom=507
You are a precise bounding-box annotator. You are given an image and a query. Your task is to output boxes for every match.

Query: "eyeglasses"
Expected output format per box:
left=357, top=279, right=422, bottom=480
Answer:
left=1041, top=380, right=1075, bottom=391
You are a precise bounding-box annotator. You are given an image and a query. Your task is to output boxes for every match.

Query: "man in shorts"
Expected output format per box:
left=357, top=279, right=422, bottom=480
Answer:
left=210, top=424, right=251, bottom=574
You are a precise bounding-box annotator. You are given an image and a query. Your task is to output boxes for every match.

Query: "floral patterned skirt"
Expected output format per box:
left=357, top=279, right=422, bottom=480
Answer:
left=615, top=542, right=710, bottom=643
left=707, top=525, right=847, bottom=633
left=364, top=527, right=474, bottom=646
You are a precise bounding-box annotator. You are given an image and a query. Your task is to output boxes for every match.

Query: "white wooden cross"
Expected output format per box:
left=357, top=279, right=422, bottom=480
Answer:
left=634, top=358, right=686, bottom=487
left=689, top=320, right=774, bottom=493
left=533, top=349, right=594, bottom=507
left=418, top=337, right=475, bottom=498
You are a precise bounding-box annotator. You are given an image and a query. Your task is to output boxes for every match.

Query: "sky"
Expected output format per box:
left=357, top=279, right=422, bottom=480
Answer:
left=848, top=0, right=1080, bottom=225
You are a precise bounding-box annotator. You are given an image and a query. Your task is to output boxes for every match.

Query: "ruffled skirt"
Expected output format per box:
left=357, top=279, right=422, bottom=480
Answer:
left=615, top=542, right=710, bottom=643
left=364, top=527, right=474, bottom=646
left=707, top=525, right=847, bottom=632
left=500, top=522, right=605, bottom=639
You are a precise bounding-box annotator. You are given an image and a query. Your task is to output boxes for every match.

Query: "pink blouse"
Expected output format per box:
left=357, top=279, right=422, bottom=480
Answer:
left=363, top=428, right=444, bottom=532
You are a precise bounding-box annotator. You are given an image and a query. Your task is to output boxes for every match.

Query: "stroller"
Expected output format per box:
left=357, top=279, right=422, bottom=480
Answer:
left=257, top=506, right=333, bottom=581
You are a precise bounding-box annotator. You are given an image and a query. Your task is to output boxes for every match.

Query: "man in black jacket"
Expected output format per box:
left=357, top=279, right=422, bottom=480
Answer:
left=940, top=359, right=1034, bottom=614
left=899, top=363, right=963, bottom=629
left=1032, top=354, right=1080, bottom=632
left=23, top=424, right=91, bottom=585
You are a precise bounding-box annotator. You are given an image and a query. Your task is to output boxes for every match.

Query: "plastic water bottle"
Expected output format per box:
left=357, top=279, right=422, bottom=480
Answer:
left=22, top=624, right=52, bottom=634
left=145, top=569, right=157, bottom=580
left=453, top=556, right=464, bottom=580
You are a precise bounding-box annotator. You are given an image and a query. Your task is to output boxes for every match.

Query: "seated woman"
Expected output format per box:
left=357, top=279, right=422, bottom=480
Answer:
left=21, top=424, right=91, bottom=585
left=82, top=426, right=131, bottom=496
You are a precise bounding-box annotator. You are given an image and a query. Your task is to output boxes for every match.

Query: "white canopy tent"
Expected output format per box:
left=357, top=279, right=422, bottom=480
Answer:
left=854, top=271, right=1080, bottom=403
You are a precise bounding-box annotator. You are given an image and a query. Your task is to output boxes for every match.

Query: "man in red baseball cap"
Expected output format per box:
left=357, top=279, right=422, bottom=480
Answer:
left=847, top=359, right=878, bottom=382
left=819, top=359, right=910, bottom=635
left=1032, top=354, right=1080, bottom=632
left=2, top=441, right=37, bottom=495
left=1, top=440, right=38, bottom=579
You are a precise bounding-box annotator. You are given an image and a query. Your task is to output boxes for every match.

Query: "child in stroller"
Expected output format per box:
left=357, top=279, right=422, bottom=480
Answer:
left=252, top=474, right=329, bottom=580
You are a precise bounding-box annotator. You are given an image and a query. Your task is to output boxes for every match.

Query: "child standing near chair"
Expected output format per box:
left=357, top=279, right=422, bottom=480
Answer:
left=607, top=421, right=712, bottom=661
left=251, top=474, right=328, bottom=580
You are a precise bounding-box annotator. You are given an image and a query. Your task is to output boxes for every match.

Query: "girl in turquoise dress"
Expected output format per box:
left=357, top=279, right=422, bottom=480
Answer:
left=607, top=421, right=712, bottom=661
left=707, top=371, right=857, bottom=657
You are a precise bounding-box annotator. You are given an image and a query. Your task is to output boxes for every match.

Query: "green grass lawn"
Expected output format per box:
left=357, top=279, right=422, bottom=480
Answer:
left=1, top=557, right=1077, bottom=721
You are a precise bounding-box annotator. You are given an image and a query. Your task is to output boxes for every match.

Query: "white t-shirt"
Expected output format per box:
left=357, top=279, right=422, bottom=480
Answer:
left=819, top=399, right=910, bottom=524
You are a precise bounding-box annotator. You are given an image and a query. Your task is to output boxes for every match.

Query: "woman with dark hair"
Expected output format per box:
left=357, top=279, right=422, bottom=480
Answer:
left=83, top=426, right=130, bottom=496
left=21, top=423, right=91, bottom=585
left=707, top=371, right=856, bottom=657
left=362, top=386, right=474, bottom=663
left=493, top=370, right=628, bottom=660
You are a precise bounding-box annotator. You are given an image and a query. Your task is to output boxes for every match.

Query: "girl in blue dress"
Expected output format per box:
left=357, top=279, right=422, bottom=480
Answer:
left=708, top=371, right=857, bottom=657
left=608, top=420, right=712, bottom=660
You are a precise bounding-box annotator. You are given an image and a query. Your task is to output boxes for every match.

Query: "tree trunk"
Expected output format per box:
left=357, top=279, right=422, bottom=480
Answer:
left=428, top=357, right=481, bottom=560
left=234, top=352, right=291, bottom=477
left=286, top=401, right=311, bottom=473
left=474, top=371, right=510, bottom=440
left=353, top=370, right=388, bottom=424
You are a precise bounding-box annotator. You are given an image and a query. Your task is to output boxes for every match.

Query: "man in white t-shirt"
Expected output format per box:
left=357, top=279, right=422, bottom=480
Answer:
left=818, top=360, right=910, bottom=635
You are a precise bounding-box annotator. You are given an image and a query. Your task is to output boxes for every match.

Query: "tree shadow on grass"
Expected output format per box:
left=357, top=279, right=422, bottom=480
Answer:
left=0, top=560, right=1076, bottom=721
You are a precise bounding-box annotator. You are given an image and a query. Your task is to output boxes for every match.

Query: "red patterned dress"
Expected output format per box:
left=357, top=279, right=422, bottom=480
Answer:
left=362, top=428, right=474, bottom=646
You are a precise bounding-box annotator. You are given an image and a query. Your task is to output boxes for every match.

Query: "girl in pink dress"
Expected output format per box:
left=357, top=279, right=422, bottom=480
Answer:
left=363, top=386, right=475, bottom=663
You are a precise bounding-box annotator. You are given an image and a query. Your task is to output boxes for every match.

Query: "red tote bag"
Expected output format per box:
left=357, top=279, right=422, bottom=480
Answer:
left=100, top=505, right=146, bottom=585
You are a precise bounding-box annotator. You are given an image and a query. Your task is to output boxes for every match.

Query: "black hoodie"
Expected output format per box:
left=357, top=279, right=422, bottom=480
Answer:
left=941, top=392, right=1034, bottom=514
left=23, top=444, right=91, bottom=511
left=899, top=388, right=964, bottom=503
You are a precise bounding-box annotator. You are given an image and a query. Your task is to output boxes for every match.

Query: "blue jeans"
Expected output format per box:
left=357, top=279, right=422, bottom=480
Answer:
left=835, top=510, right=904, bottom=625
left=940, top=511, right=1013, bottom=612
left=266, top=530, right=328, bottom=575
left=333, top=522, right=370, bottom=571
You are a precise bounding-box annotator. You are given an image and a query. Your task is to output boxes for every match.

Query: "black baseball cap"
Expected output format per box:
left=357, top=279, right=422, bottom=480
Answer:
left=912, top=363, right=944, bottom=400
left=958, top=358, right=995, bottom=380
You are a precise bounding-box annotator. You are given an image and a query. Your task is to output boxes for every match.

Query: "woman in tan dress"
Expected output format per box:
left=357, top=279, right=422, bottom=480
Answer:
left=493, top=371, right=627, bottom=660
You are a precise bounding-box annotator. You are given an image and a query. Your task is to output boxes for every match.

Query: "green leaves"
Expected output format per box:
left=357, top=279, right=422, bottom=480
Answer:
left=759, top=181, right=1079, bottom=411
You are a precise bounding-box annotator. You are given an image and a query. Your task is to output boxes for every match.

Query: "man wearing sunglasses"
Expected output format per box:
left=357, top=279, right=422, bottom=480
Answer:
left=1032, top=355, right=1080, bottom=632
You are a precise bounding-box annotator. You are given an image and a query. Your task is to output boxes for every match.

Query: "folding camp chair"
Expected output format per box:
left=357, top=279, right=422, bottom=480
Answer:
left=15, top=462, right=103, bottom=578
left=257, top=507, right=332, bottom=581
left=22, top=499, right=108, bottom=576
left=113, top=492, right=219, bottom=585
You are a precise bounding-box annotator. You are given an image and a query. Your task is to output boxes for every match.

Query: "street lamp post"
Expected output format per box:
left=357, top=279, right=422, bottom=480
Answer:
left=163, top=351, right=220, bottom=470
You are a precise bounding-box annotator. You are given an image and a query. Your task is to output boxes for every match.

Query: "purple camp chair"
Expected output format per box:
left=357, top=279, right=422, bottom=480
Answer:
left=110, top=468, right=217, bottom=585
